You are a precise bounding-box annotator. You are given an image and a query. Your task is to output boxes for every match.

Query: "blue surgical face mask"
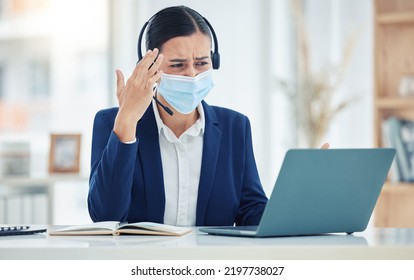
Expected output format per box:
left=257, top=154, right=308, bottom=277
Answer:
left=157, top=68, right=214, bottom=114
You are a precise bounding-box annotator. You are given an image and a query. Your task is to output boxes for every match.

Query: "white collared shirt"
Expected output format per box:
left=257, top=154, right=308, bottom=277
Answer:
left=152, top=101, right=204, bottom=226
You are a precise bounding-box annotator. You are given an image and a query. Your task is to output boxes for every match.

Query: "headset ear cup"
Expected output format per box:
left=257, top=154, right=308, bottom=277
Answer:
left=211, top=51, right=220, bottom=69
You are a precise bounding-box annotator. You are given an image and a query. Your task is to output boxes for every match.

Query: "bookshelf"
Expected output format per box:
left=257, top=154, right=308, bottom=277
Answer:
left=373, top=0, right=414, bottom=227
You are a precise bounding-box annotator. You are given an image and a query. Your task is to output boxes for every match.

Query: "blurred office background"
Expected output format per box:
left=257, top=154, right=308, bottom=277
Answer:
left=0, top=0, right=373, bottom=224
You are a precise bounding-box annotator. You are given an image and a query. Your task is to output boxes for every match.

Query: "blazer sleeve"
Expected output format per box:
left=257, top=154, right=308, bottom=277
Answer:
left=87, top=109, right=137, bottom=222
left=236, top=117, right=268, bottom=226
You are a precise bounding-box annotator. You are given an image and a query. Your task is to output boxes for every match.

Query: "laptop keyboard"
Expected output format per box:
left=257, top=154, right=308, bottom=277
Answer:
left=219, top=225, right=258, bottom=231
left=0, top=225, right=30, bottom=232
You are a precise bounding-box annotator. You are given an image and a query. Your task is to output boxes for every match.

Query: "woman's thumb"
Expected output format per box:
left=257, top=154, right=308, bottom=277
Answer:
left=115, top=69, right=125, bottom=96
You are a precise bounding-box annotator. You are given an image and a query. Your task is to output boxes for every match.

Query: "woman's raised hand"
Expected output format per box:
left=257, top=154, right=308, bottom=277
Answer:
left=114, top=49, right=163, bottom=142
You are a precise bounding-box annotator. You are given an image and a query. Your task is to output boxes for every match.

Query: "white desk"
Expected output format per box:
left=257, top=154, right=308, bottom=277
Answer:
left=0, top=175, right=88, bottom=224
left=0, top=227, right=413, bottom=260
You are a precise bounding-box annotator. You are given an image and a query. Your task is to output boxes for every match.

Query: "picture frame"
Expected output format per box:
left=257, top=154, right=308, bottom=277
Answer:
left=48, top=134, right=81, bottom=173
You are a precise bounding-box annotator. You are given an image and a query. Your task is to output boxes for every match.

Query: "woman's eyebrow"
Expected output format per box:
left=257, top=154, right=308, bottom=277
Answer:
left=169, top=56, right=209, bottom=62
left=169, top=58, right=187, bottom=62
left=195, top=56, right=209, bottom=60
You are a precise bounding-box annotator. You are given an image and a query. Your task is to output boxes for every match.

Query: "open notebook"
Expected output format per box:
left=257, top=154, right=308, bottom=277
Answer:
left=200, top=148, right=396, bottom=237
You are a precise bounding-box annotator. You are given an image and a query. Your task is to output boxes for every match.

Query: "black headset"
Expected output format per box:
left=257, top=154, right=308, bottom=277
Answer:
left=137, top=8, right=220, bottom=70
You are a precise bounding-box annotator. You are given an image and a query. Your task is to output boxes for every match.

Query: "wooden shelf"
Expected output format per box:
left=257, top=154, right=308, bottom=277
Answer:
left=376, top=182, right=414, bottom=227
left=373, top=0, right=414, bottom=227
left=376, top=12, right=414, bottom=24
left=382, top=181, right=414, bottom=191
left=376, top=97, right=414, bottom=109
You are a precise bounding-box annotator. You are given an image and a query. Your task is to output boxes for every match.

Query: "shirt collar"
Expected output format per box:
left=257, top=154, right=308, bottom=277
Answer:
left=152, top=100, right=205, bottom=139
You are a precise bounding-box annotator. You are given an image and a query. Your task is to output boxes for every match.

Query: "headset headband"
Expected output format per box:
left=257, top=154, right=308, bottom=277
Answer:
left=137, top=8, right=220, bottom=69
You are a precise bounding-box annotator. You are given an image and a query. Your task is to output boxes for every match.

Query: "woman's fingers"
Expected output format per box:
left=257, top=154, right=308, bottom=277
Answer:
left=148, top=70, right=163, bottom=90
left=320, top=143, right=330, bottom=149
left=145, top=54, right=164, bottom=93
left=131, top=48, right=160, bottom=80
left=147, top=53, right=163, bottom=78
left=115, top=48, right=161, bottom=113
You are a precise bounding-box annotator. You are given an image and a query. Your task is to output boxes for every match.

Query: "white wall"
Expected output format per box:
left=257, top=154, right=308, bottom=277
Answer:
left=304, top=0, right=374, bottom=148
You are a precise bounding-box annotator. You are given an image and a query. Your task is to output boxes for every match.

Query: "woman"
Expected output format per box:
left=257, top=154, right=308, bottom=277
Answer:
left=88, top=5, right=268, bottom=226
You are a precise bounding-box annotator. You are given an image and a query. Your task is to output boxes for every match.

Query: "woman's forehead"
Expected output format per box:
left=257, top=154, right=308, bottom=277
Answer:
left=161, top=32, right=211, bottom=57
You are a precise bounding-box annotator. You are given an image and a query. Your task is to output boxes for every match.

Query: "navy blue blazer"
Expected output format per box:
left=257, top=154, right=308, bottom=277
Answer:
left=88, top=101, right=268, bottom=226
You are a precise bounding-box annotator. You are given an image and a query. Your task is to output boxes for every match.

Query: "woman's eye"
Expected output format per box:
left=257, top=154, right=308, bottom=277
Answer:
left=170, top=63, right=184, bottom=68
left=196, top=62, right=209, bottom=67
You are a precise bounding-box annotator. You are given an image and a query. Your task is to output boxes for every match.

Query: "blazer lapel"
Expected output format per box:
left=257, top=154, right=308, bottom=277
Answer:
left=196, top=102, right=222, bottom=225
left=136, top=105, right=165, bottom=223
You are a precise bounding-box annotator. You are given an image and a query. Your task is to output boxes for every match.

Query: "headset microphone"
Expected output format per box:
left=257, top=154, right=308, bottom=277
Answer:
left=151, top=84, right=173, bottom=116
left=153, top=94, right=174, bottom=116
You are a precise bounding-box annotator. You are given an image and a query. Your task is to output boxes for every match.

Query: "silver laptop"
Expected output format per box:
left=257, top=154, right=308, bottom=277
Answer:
left=199, top=148, right=396, bottom=237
